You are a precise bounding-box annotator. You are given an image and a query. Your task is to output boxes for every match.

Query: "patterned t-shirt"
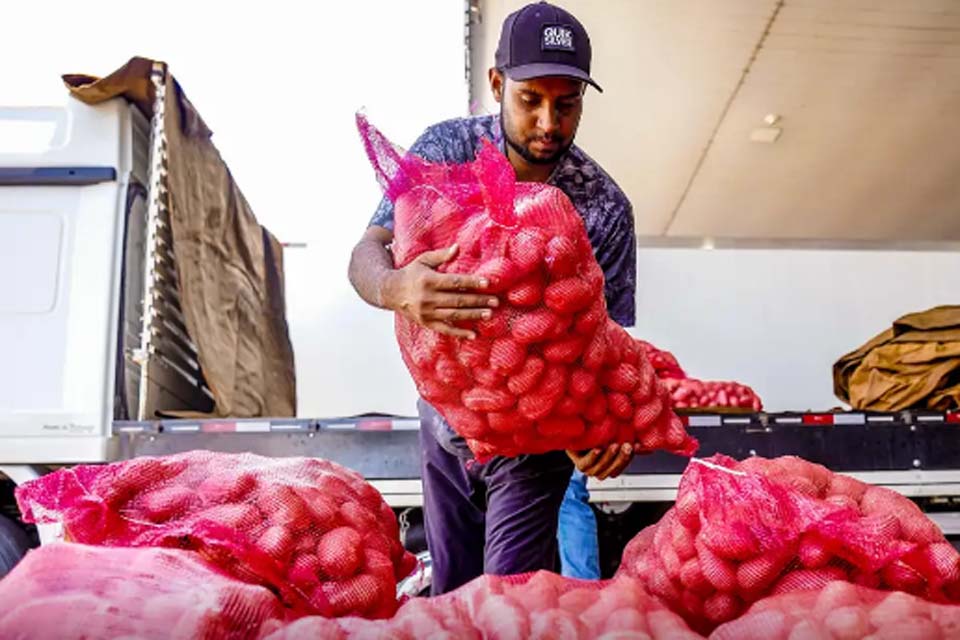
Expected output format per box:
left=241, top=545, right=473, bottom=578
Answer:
left=369, top=114, right=637, bottom=457
left=369, top=114, right=635, bottom=324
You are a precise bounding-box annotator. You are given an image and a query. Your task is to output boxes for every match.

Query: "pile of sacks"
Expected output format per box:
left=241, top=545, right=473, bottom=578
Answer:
left=637, top=340, right=762, bottom=413
left=712, top=580, right=960, bottom=640
left=6, top=450, right=960, bottom=639
left=15, top=451, right=415, bottom=620
left=617, top=454, right=960, bottom=634
left=260, top=571, right=703, bottom=640
left=0, top=543, right=284, bottom=639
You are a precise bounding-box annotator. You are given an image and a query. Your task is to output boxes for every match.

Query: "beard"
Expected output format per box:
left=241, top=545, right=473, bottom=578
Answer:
left=500, top=112, right=572, bottom=166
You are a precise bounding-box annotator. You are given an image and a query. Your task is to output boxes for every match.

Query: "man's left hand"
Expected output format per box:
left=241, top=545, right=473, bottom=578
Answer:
left=566, top=443, right=637, bottom=481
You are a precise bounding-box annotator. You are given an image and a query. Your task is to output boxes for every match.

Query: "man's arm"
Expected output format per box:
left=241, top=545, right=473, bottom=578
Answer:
left=566, top=203, right=640, bottom=480
left=595, top=204, right=637, bottom=328
left=348, top=225, right=400, bottom=309
left=348, top=225, right=499, bottom=340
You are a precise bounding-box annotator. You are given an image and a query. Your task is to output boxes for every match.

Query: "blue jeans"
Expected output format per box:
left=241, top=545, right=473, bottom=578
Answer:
left=557, top=469, right=601, bottom=579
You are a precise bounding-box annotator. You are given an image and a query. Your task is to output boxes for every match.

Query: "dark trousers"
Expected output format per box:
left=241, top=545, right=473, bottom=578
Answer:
left=419, top=413, right=574, bottom=595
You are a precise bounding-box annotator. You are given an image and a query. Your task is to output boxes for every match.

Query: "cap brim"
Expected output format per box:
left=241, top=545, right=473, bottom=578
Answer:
left=504, top=63, right=603, bottom=93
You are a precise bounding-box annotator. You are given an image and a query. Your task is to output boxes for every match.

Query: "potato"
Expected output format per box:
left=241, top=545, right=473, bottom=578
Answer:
left=530, top=609, right=586, bottom=640
left=660, top=539, right=682, bottom=576
left=316, top=526, right=363, bottom=580
left=701, top=521, right=760, bottom=561
left=339, top=501, right=378, bottom=532
left=786, top=619, right=829, bottom=640
left=703, top=592, right=742, bottom=625
left=695, top=538, right=737, bottom=592
left=519, top=571, right=562, bottom=612
left=771, top=568, right=847, bottom=596
left=314, top=573, right=383, bottom=618
left=873, top=616, right=945, bottom=640
left=827, top=474, right=868, bottom=502
left=824, top=606, right=872, bottom=640
left=474, top=594, right=530, bottom=640
left=670, top=517, right=698, bottom=561
left=675, top=492, right=701, bottom=530
left=712, top=610, right=789, bottom=640
left=813, top=581, right=863, bottom=618
left=869, top=591, right=929, bottom=628
left=264, top=489, right=312, bottom=532
left=798, top=534, right=832, bottom=569
left=287, top=552, right=322, bottom=589
left=557, top=587, right=600, bottom=613
left=924, top=542, right=960, bottom=584
left=139, top=486, right=196, bottom=522
left=197, top=472, right=256, bottom=505
left=257, top=525, right=294, bottom=561
left=737, top=550, right=792, bottom=595
left=647, top=565, right=681, bottom=601
left=195, top=503, right=261, bottom=530
left=603, top=608, right=649, bottom=635
left=680, top=558, right=711, bottom=596
left=646, top=609, right=703, bottom=640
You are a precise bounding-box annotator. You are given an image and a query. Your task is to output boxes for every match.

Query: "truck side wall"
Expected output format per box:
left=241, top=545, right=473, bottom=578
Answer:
left=632, top=245, right=960, bottom=412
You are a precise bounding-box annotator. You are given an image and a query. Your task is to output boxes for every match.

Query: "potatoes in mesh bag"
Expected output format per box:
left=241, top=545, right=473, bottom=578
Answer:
left=0, top=543, right=283, bottom=640
left=15, top=451, right=416, bottom=619
left=618, top=455, right=960, bottom=634
left=710, top=581, right=960, bottom=640
left=357, top=114, right=698, bottom=461
left=262, top=571, right=704, bottom=640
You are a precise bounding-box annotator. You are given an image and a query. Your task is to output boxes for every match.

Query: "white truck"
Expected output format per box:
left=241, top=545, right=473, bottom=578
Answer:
left=2, top=43, right=959, bottom=587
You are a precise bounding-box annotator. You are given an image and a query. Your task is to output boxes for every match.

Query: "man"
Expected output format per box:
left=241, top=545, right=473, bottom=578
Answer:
left=348, top=1, right=636, bottom=593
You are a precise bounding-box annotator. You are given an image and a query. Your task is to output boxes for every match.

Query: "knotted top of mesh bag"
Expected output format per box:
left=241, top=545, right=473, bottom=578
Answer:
left=356, top=113, right=517, bottom=228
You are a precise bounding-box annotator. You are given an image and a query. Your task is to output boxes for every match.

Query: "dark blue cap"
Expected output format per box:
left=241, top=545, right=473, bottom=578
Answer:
left=494, top=1, right=601, bottom=92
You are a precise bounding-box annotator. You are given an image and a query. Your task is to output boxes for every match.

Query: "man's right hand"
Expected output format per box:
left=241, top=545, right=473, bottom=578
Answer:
left=381, top=244, right=499, bottom=340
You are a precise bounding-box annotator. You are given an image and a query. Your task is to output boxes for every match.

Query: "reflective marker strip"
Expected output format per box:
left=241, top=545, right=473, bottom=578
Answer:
left=117, top=425, right=147, bottom=433
left=201, top=422, right=236, bottom=433
left=688, top=415, right=722, bottom=427
left=357, top=420, right=392, bottom=431
left=167, top=424, right=200, bottom=432
left=270, top=423, right=311, bottom=432
left=235, top=421, right=271, bottom=433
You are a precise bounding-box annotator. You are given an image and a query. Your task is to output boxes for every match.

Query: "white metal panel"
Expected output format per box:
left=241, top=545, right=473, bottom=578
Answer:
left=631, top=245, right=960, bottom=412
left=0, top=210, right=61, bottom=313
left=0, top=98, right=134, bottom=456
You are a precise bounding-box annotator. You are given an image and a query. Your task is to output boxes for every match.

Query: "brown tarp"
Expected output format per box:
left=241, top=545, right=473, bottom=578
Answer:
left=834, top=306, right=960, bottom=411
left=63, top=57, right=296, bottom=418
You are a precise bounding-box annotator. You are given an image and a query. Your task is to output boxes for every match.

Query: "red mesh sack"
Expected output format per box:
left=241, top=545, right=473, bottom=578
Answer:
left=662, top=378, right=763, bottom=413
left=357, top=115, right=697, bottom=461
left=637, top=339, right=687, bottom=380
left=617, top=454, right=960, bottom=634
left=15, top=451, right=417, bottom=619
left=711, top=580, right=960, bottom=640
left=0, top=543, right=282, bottom=639
left=261, top=570, right=705, bottom=639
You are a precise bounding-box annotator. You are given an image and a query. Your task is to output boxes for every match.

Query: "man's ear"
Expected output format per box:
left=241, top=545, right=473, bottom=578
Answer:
left=489, top=68, right=504, bottom=104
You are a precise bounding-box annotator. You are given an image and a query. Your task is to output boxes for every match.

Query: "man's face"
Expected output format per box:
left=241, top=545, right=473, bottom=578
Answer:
left=491, top=71, right=584, bottom=166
